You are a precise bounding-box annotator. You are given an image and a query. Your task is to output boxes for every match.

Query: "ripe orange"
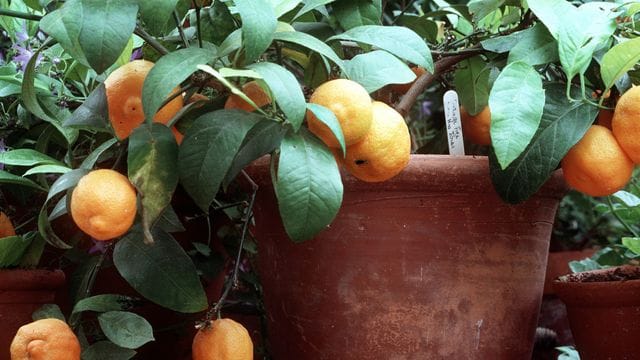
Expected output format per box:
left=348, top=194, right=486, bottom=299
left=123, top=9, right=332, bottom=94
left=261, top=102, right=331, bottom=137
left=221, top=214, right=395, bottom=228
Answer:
left=224, top=81, right=271, bottom=112
left=561, top=125, right=633, bottom=197
left=105, top=59, right=184, bottom=142
left=10, top=318, right=81, bottom=360
left=341, top=101, right=411, bottom=182
left=307, top=79, right=373, bottom=148
left=390, top=66, right=427, bottom=95
left=0, top=211, right=16, bottom=238
left=612, top=86, right=640, bottom=163
left=192, top=318, right=253, bottom=360
left=70, top=169, right=137, bottom=241
left=460, top=106, right=492, bottom=145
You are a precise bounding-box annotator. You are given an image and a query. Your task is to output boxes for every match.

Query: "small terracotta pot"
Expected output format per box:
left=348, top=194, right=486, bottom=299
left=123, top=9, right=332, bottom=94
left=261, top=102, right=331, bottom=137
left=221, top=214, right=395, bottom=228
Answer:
left=553, top=266, right=640, bottom=359
left=0, top=269, right=66, bottom=360
left=247, top=154, right=566, bottom=359
left=544, top=249, right=597, bottom=295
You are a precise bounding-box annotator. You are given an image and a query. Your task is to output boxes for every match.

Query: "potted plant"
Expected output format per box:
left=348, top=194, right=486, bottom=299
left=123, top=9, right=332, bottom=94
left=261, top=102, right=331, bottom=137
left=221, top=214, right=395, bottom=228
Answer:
left=1, top=0, right=639, bottom=358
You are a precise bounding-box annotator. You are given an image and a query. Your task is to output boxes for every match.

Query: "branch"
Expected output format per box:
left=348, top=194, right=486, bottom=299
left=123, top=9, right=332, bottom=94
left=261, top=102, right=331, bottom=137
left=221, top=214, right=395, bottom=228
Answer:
left=134, top=25, right=169, bottom=56
left=0, top=9, right=42, bottom=21
left=395, top=49, right=480, bottom=117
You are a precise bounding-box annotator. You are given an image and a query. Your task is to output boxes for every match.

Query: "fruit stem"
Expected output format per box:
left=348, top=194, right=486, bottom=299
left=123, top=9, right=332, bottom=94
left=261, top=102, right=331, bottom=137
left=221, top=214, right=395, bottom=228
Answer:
left=0, top=8, right=42, bottom=21
left=134, top=25, right=169, bottom=56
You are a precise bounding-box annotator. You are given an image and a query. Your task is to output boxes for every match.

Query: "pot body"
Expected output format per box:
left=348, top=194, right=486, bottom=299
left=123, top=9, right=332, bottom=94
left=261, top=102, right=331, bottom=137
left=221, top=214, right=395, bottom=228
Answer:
left=249, top=155, right=565, bottom=359
left=0, top=269, right=66, bottom=360
left=554, top=266, right=640, bottom=359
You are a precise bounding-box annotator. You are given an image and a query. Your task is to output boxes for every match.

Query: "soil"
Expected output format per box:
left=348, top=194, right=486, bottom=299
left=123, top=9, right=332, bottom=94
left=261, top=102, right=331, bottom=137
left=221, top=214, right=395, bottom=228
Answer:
left=557, top=265, right=640, bottom=283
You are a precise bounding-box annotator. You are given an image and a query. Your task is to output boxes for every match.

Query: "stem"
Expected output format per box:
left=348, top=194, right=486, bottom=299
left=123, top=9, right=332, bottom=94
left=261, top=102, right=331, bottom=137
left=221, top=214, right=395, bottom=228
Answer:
left=134, top=25, right=169, bottom=56
left=69, top=244, right=111, bottom=330
left=0, top=9, right=42, bottom=21
left=173, top=10, right=190, bottom=48
left=194, top=1, right=204, bottom=48
left=202, top=171, right=258, bottom=324
left=607, top=196, right=640, bottom=237
left=395, top=50, right=479, bottom=117
left=390, top=0, right=416, bottom=25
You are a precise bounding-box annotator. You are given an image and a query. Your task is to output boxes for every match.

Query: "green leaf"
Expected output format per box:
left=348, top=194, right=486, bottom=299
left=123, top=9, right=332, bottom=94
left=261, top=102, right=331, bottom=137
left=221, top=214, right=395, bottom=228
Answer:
left=82, top=341, right=137, bottom=360
left=568, top=258, right=603, bottom=273
left=139, top=0, right=189, bottom=35
left=328, top=25, right=433, bottom=73
left=223, top=120, right=287, bottom=188
left=65, top=83, right=109, bottom=129
left=98, top=311, right=154, bottom=349
left=528, top=0, right=577, bottom=39
left=235, top=0, right=278, bottom=63
left=248, top=62, right=306, bottom=130
left=481, top=26, right=532, bottom=53
left=128, top=124, right=179, bottom=244
left=332, top=0, right=382, bottom=30
left=32, top=304, right=66, bottom=321
left=0, top=149, right=64, bottom=167
left=488, top=61, right=545, bottom=169
left=344, top=50, right=415, bottom=93
left=142, top=47, right=213, bottom=124
left=623, top=237, right=640, bottom=256
left=72, top=294, right=137, bottom=315
left=489, top=84, right=597, bottom=203
left=178, top=110, right=262, bottom=212
left=275, top=129, right=343, bottom=242
left=21, top=45, right=58, bottom=124
left=611, top=191, right=640, bottom=207
left=294, top=0, right=335, bottom=19
left=468, top=0, right=504, bottom=21
left=191, top=1, right=236, bottom=46
left=273, top=31, right=345, bottom=72
left=0, top=170, right=45, bottom=190
left=114, top=227, right=208, bottom=313
left=454, top=56, right=490, bottom=116
left=0, top=235, right=33, bottom=267
left=306, top=103, right=345, bottom=155
left=22, top=165, right=71, bottom=177
left=507, top=23, right=558, bottom=66
left=155, top=205, right=186, bottom=233
left=41, top=0, right=139, bottom=73
left=80, top=138, right=119, bottom=170
left=601, top=38, right=640, bottom=91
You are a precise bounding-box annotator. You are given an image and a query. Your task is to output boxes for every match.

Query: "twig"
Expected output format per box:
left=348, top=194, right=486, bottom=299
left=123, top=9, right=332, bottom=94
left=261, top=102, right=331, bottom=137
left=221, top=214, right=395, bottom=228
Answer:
left=193, top=0, right=204, bottom=48
left=0, top=9, right=42, bottom=21
left=173, top=10, right=189, bottom=48
left=390, top=0, right=416, bottom=25
left=395, top=49, right=479, bottom=117
left=134, top=25, right=169, bottom=55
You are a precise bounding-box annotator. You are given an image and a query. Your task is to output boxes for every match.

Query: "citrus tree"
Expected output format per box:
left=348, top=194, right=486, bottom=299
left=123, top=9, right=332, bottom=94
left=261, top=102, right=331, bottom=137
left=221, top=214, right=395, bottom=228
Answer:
left=1, top=0, right=640, bottom=356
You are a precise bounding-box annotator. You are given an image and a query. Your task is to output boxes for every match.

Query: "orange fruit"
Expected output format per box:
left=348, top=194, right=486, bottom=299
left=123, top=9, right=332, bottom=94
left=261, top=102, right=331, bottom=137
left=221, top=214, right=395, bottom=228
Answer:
left=561, top=125, right=633, bottom=197
left=192, top=318, right=253, bottom=360
left=341, top=101, right=411, bottom=182
left=612, top=86, right=640, bottom=163
left=390, top=66, right=427, bottom=95
left=0, top=211, right=16, bottom=238
left=105, top=59, right=184, bottom=142
left=596, top=109, right=614, bottom=130
left=307, top=79, right=373, bottom=148
left=10, top=318, right=81, bottom=360
left=70, top=169, right=137, bottom=241
left=460, top=106, right=492, bottom=145
left=224, top=81, right=271, bottom=112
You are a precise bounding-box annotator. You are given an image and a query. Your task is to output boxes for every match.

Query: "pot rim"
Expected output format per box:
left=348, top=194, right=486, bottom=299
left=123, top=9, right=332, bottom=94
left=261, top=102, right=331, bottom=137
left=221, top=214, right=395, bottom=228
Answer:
left=0, top=269, right=66, bottom=290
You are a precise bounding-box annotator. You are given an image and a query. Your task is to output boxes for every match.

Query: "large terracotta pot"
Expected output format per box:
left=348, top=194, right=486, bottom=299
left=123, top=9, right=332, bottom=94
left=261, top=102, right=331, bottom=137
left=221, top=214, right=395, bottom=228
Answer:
left=247, top=154, right=566, bottom=359
left=0, top=269, right=66, bottom=360
left=553, top=265, right=640, bottom=359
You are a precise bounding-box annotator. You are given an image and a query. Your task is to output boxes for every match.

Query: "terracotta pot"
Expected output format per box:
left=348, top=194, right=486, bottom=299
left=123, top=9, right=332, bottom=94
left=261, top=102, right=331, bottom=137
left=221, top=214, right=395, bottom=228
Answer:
left=0, top=269, right=66, bottom=360
left=553, top=266, right=640, bottom=359
left=544, top=249, right=597, bottom=295
left=247, top=154, right=566, bottom=359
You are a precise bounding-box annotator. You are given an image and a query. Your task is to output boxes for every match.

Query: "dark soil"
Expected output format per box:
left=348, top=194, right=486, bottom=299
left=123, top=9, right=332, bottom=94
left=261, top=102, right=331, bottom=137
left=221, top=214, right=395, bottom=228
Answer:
left=558, top=266, right=640, bottom=283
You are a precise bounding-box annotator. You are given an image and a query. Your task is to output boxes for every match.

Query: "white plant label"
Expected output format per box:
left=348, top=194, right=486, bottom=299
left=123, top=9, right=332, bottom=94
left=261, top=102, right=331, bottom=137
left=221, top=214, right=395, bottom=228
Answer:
left=443, top=90, right=465, bottom=156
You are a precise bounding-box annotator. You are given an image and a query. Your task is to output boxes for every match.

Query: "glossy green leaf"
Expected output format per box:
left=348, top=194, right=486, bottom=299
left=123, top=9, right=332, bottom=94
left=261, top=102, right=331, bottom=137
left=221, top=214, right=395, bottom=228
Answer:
left=21, top=45, right=58, bottom=124
left=294, top=0, right=335, bottom=19
left=178, top=110, right=262, bottom=212
left=65, top=83, right=109, bottom=129
left=19, top=233, right=45, bottom=268
left=139, top=0, right=190, bottom=35
left=468, top=0, right=504, bottom=21
left=142, top=47, right=213, bottom=124
left=0, top=149, right=64, bottom=167
left=41, top=0, right=138, bottom=73
left=82, top=341, right=137, bottom=360
left=489, top=84, right=597, bottom=203
left=128, top=124, right=179, bottom=243
left=306, top=103, right=345, bottom=155
left=0, top=170, right=44, bottom=190
left=333, top=0, right=382, bottom=30
left=622, top=237, right=640, bottom=256
left=249, top=62, right=306, bottom=130
left=481, top=26, right=532, bottom=53
left=98, top=311, right=154, bottom=349
left=273, top=31, right=345, bottom=72
left=155, top=205, right=186, bottom=233
left=235, top=0, right=278, bottom=63
left=507, top=23, right=558, bottom=66
left=611, top=191, right=640, bottom=207
left=190, top=1, right=235, bottom=46
left=0, top=235, right=32, bottom=267
left=114, top=228, right=207, bottom=313
left=80, top=138, right=119, bottom=170
left=329, top=25, right=433, bottom=73
left=23, top=165, right=71, bottom=177
left=344, top=50, right=415, bottom=93
left=528, top=0, right=577, bottom=39
left=454, top=56, right=490, bottom=116
left=223, top=120, right=287, bottom=188
left=601, top=38, right=640, bottom=91
left=72, top=294, right=137, bottom=315
left=488, top=61, right=545, bottom=169
left=275, top=130, right=343, bottom=242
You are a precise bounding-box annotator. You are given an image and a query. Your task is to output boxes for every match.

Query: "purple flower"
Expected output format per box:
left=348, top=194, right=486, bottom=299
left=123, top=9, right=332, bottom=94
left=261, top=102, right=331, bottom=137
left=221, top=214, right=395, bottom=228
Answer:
left=130, top=48, right=143, bottom=61
left=88, top=239, right=110, bottom=254
left=0, top=139, right=5, bottom=171
left=16, top=23, right=29, bottom=44
left=12, top=43, right=42, bottom=72
left=421, top=100, right=433, bottom=117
